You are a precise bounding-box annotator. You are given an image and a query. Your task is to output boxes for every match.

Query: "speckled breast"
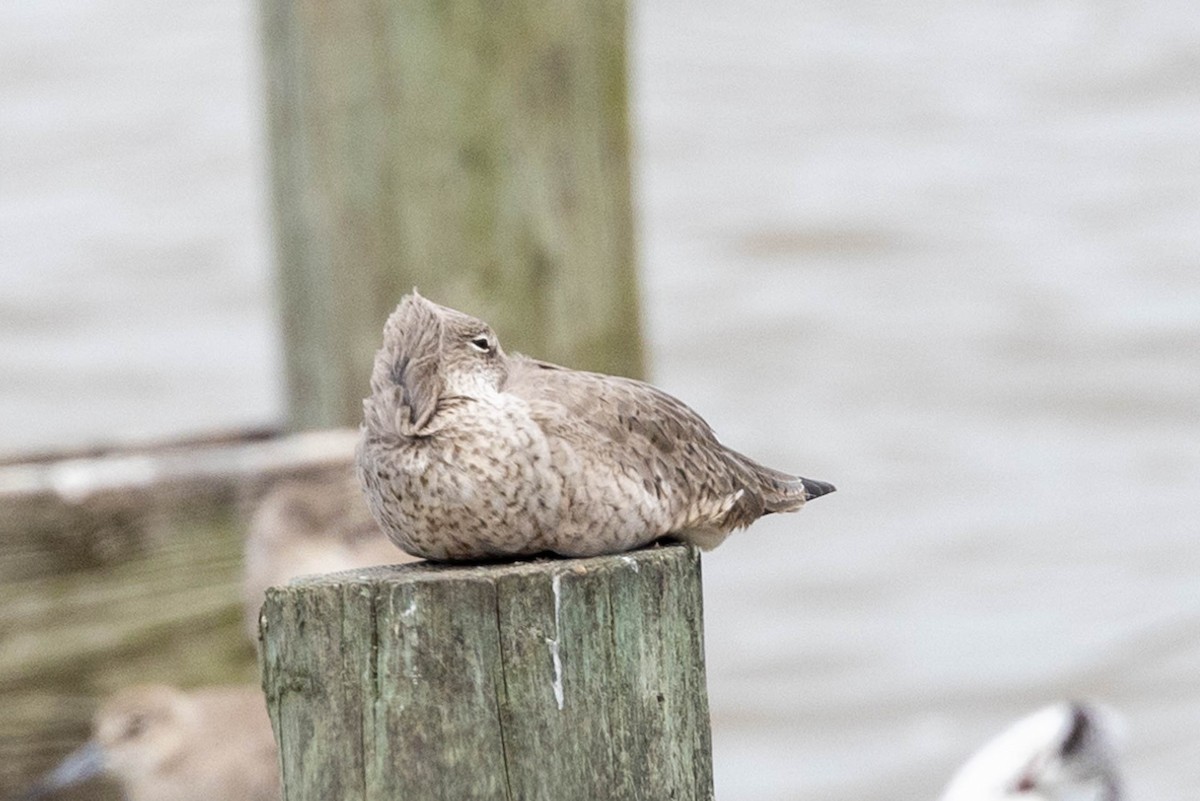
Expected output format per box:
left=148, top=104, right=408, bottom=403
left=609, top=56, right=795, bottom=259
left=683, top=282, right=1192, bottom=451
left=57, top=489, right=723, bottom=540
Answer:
left=358, top=398, right=562, bottom=560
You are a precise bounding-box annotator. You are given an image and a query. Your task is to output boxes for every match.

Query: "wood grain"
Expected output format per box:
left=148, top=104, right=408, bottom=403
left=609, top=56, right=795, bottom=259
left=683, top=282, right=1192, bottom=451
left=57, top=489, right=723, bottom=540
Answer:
left=260, top=0, right=646, bottom=431
left=261, top=543, right=713, bottom=800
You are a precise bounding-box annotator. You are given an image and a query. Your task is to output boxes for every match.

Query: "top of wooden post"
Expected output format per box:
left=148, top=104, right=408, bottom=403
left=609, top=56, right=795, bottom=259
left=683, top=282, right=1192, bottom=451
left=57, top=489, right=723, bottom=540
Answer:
left=282, top=540, right=694, bottom=589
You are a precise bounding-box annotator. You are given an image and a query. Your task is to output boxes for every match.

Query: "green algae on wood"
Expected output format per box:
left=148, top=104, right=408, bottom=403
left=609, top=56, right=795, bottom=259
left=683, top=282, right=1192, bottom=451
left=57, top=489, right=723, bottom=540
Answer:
left=260, top=543, right=714, bottom=801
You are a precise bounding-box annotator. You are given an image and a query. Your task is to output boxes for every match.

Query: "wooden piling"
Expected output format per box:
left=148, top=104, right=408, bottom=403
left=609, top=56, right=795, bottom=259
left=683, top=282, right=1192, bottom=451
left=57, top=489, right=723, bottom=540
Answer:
left=259, top=0, right=646, bottom=432
left=259, top=543, right=713, bottom=801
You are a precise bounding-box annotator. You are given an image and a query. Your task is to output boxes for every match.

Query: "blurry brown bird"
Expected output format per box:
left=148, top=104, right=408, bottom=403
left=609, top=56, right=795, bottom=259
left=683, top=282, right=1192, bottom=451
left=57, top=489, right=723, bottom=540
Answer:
left=357, top=292, right=835, bottom=561
left=21, top=684, right=279, bottom=801
left=242, top=470, right=419, bottom=638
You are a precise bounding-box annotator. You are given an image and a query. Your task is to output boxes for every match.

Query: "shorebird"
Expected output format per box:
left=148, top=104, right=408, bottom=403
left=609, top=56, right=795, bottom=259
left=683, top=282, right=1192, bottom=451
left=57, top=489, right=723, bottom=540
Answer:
left=939, top=701, right=1123, bottom=801
left=242, top=471, right=419, bottom=638
left=357, top=292, right=835, bottom=561
left=20, top=684, right=279, bottom=801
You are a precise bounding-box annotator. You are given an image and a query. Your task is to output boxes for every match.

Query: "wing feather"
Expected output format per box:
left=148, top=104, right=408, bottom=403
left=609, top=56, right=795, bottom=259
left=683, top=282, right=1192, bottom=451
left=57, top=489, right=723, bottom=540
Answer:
left=503, top=357, right=799, bottom=530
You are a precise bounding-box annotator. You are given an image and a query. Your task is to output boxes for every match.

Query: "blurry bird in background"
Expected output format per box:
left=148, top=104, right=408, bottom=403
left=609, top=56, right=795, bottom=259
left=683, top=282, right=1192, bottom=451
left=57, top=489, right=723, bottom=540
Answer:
left=19, top=684, right=279, bottom=801
left=939, top=701, right=1123, bottom=801
left=19, top=470, right=414, bottom=800
left=241, top=470, right=420, bottom=638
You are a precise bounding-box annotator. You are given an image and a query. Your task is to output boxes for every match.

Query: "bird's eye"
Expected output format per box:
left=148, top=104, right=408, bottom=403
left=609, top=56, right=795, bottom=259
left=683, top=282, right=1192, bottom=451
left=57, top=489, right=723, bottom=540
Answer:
left=469, top=335, right=492, bottom=353
left=122, top=715, right=147, bottom=741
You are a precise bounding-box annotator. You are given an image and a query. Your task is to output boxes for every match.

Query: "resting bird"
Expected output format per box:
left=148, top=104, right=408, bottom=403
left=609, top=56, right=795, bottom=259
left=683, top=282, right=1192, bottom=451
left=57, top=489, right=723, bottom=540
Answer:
left=939, top=701, right=1123, bottom=801
left=20, top=684, right=279, bottom=801
left=357, top=292, right=834, bottom=561
left=242, top=470, right=419, bottom=638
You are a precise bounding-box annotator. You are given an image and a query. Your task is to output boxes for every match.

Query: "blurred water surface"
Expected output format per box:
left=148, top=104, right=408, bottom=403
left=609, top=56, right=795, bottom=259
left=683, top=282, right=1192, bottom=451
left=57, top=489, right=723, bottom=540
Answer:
left=3, top=0, right=1199, bottom=799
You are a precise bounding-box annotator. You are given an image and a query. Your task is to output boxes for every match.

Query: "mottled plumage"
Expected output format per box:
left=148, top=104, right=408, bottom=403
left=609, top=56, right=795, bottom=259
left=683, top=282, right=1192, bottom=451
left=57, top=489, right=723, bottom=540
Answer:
left=357, top=292, right=834, bottom=561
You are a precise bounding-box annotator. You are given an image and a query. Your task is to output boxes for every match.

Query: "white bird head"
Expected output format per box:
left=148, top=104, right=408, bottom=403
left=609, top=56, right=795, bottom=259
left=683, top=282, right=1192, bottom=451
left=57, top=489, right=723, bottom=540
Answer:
left=939, top=701, right=1123, bottom=801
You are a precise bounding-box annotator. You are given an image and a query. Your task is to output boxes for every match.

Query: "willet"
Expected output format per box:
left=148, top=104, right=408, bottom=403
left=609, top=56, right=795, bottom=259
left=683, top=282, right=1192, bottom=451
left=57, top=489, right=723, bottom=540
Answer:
left=20, top=684, right=279, bottom=801
left=358, top=292, right=835, bottom=561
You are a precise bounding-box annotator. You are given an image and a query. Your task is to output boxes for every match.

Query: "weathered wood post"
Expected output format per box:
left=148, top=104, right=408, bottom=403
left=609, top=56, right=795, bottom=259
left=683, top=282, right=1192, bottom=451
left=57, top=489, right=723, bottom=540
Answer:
left=259, top=0, right=646, bottom=432
left=259, top=543, right=713, bottom=800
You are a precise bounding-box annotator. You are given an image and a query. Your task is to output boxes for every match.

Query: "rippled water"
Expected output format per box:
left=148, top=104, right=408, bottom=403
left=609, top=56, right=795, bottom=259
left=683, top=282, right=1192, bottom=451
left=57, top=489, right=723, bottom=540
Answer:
left=3, top=0, right=1199, bottom=798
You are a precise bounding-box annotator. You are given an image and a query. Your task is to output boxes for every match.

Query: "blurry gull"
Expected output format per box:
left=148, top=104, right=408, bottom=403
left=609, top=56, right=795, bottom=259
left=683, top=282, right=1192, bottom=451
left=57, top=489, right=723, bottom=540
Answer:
left=20, top=684, right=279, bottom=801
left=242, top=471, right=419, bottom=637
left=940, top=701, right=1123, bottom=801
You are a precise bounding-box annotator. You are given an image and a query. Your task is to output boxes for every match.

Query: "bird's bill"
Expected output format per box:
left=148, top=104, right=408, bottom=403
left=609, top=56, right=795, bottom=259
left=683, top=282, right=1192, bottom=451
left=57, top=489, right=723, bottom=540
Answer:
left=23, top=740, right=106, bottom=797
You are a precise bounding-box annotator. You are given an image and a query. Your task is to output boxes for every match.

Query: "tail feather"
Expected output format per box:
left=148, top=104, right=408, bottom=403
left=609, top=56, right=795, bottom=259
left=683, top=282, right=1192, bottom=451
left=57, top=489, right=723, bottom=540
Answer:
left=728, top=451, right=835, bottom=516
left=761, top=474, right=835, bottom=514
left=801, top=477, right=836, bottom=501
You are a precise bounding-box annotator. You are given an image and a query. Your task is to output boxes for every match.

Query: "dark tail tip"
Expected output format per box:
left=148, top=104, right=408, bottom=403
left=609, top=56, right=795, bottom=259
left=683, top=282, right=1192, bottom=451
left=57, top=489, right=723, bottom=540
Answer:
left=802, top=478, right=836, bottom=501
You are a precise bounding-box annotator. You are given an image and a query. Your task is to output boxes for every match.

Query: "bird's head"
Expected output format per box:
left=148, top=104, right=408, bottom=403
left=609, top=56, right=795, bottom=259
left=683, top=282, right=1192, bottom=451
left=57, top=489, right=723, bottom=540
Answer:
left=940, top=701, right=1123, bottom=801
left=93, top=685, right=193, bottom=783
left=21, top=685, right=194, bottom=800
left=366, top=291, right=508, bottom=436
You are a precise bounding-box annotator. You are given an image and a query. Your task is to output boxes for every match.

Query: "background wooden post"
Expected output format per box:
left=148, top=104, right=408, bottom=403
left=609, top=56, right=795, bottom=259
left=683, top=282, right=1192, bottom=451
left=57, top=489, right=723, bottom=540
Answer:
left=259, top=0, right=646, bottom=432
left=259, top=544, right=713, bottom=801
